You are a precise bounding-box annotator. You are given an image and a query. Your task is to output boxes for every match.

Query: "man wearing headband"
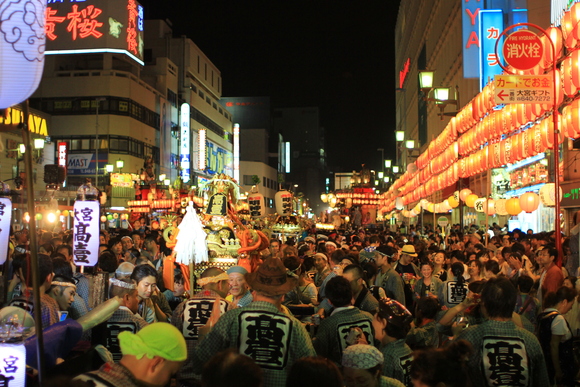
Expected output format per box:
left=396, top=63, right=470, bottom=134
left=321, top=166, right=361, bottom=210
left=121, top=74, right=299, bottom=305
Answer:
left=106, top=278, right=147, bottom=330
left=9, top=253, right=60, bottom=328
left=171, top=267, right=232, bottom=386
left=192, top=257, right=315, bottom=386
left=48, top=275, right=77, bottom=313
left=76, top=322, right=187, bottom=387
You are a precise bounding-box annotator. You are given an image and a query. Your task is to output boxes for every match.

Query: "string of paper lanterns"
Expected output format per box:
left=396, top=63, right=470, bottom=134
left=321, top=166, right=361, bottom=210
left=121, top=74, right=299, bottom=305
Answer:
left=382, top=3, right=580, bottom=213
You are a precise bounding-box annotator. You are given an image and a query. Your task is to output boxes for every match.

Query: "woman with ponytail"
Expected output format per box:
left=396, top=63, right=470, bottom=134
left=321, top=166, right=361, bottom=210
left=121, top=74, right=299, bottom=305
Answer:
left=438, top=262, right=469, bottom=310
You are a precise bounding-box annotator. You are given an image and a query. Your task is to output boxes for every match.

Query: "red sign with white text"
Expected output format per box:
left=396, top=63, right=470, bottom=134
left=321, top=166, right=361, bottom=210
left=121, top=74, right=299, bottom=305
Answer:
left=502, top=30, right=543, bottom=70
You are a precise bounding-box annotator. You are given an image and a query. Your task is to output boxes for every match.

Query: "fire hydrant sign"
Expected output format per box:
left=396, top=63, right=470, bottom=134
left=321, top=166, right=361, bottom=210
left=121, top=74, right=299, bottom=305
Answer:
left=502, top=29, right=543, bottom=70
left=494, top=75, right=553, bottom=104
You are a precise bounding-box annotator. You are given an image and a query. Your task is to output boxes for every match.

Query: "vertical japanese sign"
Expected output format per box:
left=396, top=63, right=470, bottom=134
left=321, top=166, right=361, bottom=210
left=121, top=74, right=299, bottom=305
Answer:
left=198, top=128, right=207, bottom=171
left=206, top=193, right=227, bottom=216
left=73, top=200, right=100, bottom=266
left=233, top=124, right=240, bottom=182
left=0, top=198, right=12, bottom=265
left=58, top=141, right=68, bottom=178
left=0, top=343, right=26, bottom=386
left=180, top=103, right=190, bottom=183
left=462, top=0, right=482, bottom=78
left=479, top=10, right=504, bottom=90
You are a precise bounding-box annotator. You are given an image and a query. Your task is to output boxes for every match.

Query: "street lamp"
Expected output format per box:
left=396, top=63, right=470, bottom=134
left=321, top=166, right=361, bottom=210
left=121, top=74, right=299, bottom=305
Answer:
left=116, top=159, right=124, bottom=172
left=418, top=70, right=460, bottom=120
left=105, top=164, right=114, bottom=173
left=384, top=159, right=392, bottom=168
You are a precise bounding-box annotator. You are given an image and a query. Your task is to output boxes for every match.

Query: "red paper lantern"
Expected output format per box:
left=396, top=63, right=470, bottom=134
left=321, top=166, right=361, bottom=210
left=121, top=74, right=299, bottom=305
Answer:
left=543, top=27, right=563, bottom=69
left=520, top=192, right=540, bottom=213
left=562, top=56, right=577, bottom=97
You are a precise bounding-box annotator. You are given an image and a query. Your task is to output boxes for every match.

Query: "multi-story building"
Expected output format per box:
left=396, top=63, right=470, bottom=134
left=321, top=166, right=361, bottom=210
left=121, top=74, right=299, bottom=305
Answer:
left=28, top=2, right=232, bottom=216
left=394, top=0, right=555, bottom=232
left=273, top=107, right=327, bottom=215
left=221, top=97, right=279, bottom=215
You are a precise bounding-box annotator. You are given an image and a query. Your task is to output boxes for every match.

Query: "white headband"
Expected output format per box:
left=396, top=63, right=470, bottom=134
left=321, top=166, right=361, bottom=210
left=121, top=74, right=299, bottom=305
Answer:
left=51, top=281, right=76, bottom=290
left=109, top=278, right=137, bottom=289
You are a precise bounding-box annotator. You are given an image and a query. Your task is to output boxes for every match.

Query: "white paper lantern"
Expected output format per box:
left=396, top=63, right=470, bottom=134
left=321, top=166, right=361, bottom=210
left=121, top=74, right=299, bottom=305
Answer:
left=395, top=197, right=404, bottom=210
left=495, top=199, right=508, bottom=216
left=539, top=183, right=562, bottom=206
left=0, top=343, right=26, bottom=386
left=248, top=192, right=265, bottom=218
left=0, top=0, right=46, bottom=108
left=73, top=201, right=100, bottom=266
left=275, top=190, right=293, bottom=215
left=474, top=198, right=486, bottom=213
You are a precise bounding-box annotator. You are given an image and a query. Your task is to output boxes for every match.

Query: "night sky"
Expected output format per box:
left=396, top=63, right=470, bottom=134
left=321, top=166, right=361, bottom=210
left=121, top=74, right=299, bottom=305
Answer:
left=141, top=1, right=401, bottom=173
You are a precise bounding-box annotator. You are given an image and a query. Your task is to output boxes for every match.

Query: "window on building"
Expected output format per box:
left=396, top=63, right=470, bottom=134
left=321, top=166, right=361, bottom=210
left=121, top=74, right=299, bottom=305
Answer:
left=243, top=175, right=254, bottom=185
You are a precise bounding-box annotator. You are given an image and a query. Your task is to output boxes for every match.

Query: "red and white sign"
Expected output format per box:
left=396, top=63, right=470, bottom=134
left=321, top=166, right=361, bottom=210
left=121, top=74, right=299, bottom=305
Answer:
left=502, top=30, right=543, bottom=70
left=58, top=141, right=68, bottom=169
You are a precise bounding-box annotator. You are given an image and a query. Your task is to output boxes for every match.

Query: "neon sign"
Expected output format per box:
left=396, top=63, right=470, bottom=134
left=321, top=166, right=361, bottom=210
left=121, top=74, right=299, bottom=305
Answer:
left=462, top=0, right=482, bottom=78
left=58, top=142, right=68, bottom=178
left=479, top=10, right=504, bottom=90
left=45, top=0, right=145, bottom=66
left=180, top=103, right=190, bottom=183
left=233, top=123, right=240, bottom=182
left=0, top=107, right=48, bottom=136
left=198, top=128, right=206, bottom=171
left=399, top=58, right=411, bottom=89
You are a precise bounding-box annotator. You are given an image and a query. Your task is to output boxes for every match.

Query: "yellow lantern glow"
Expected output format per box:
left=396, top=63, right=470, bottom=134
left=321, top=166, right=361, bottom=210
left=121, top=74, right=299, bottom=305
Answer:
left=465, top=194, right=479, bottom=208
left=448, top=195, right=459, bottom=208
left=506, top=198, right=522, bottom=215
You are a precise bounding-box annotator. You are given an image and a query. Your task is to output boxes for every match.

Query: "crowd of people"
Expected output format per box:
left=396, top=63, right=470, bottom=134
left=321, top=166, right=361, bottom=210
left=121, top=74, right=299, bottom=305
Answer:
left=1, top=220, right=579, bottom=387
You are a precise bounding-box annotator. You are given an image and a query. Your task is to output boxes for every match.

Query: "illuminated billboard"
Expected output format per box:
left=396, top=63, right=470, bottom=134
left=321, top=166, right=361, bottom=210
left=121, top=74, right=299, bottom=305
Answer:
left=45, top=0, right=145, bottom=65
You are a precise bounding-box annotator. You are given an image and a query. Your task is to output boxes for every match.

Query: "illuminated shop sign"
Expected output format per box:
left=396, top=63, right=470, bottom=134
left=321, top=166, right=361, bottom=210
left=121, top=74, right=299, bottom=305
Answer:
left=180, top=103, right=190, bottom=183
left=45, top=0, right=145, bottom=66
left=205, top=140, right=232, bottom=176
left=479, top=10, right=504, bottom=90
left=233, top=124, right=240, bottom=182
left=462, top=0, right=482, bottom=78
left=0, top=107, right=48, bottom=136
